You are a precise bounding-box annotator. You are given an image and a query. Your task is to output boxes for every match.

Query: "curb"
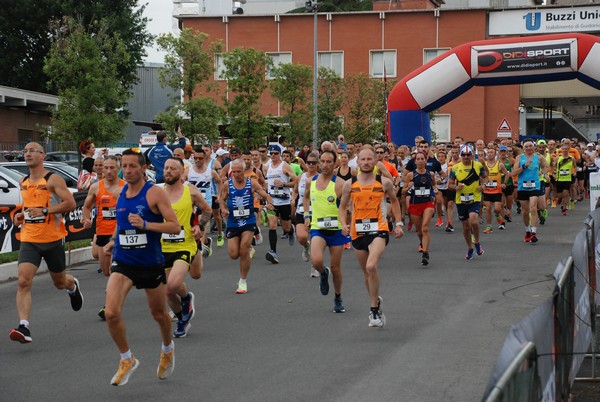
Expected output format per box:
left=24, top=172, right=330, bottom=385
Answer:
left=0, top=247, right=93, bottom=283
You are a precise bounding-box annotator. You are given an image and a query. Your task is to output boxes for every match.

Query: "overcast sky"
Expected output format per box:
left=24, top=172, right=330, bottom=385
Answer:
left=142, top=1, right=174, bottom=64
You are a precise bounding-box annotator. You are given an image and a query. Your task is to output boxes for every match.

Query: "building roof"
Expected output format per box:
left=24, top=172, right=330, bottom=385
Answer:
left=0, top=85, right=57, bottom=112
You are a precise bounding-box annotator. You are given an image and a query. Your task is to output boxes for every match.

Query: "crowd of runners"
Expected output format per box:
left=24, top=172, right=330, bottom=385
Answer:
left=8, top=132, right=596, bottom=385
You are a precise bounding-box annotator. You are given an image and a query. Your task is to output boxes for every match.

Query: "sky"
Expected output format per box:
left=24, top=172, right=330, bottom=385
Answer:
left=141, top=1, right=174, bottom=64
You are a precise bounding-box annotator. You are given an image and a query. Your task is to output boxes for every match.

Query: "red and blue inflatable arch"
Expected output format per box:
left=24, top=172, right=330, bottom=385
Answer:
left=388, top=33, right=600, bottom=145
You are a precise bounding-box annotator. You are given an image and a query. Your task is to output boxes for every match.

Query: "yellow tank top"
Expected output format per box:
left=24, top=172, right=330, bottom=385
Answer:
left=484, top=161, right=502, bottom=194
left=161, top=185, right=196, bottom=254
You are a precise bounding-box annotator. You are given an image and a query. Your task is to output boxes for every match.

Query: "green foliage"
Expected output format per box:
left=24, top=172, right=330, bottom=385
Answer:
left=0, top=0, right=151, bottom=93
left=289, top=0, right=373, bottom=13
left=155, top=97, right=224, bottom=144
left=43, top=18, right=131, bottom=147
left=317, top=67, right=343, bottom=142
left=222, top=48, right=273, bottom=148
left=270, top=63, right=313, bottom=146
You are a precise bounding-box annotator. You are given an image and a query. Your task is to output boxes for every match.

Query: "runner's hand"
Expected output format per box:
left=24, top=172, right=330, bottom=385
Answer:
left=394, top=226, right=404, bottom=239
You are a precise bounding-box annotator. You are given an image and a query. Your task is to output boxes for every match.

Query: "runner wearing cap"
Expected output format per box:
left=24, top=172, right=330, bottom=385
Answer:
left=536, top=140, right=550, bottom=225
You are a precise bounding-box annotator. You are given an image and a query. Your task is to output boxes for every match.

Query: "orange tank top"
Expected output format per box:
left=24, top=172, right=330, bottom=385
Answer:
left=245, top=169, right=261, bottom=208
left=96, top=179, right=124, bottom=236
left=349, top=175, right=389, bottom=240
left=20, top=172, right=67, bottom=243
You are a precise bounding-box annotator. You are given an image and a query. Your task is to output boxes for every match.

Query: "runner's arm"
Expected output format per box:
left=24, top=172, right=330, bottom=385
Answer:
left=145, top=187, right=180, bottom=234
left=81, top=182, right=99, bottom=227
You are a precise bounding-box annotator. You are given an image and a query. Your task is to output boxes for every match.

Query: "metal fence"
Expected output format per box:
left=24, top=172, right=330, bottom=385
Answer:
left=482, top=210, right=600, bottom=402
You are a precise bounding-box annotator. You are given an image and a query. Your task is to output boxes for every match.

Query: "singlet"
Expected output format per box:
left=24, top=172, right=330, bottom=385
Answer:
left=409, top=170, right=434, bottom=204
left=112, top=182, right=164, bottom=267
left=556, top=156, right=574, bottom=182
left=266, top=162, right=291, bottom=206
left=501, top=158, right=514, bottom=186
left=96, top=179, right=124, bottom=236
left=187, top=165, right=213, bottom=200
left=436, top=163, right=448, bottom=190
left=336, top=166, right=352, bottom=181
left=450, top=161, right=484, bottom=204
left=244, top=168, right=261, bottom=209
left=309, top=175, right=340, bottom=231
left=226, top=177, right=256, bottom=228
left=484, top=161, right=502, bottom=194
left=296, top=172, right=312, bottom=215
left=20, top=172, right=67, bottom=243
left=161, top=185, right=197, bottom=254
left=349, top=175, right=388, bottom=240
left=208, top=158, right=218, bottom=198
left=518, top=154, right=540, bottom=191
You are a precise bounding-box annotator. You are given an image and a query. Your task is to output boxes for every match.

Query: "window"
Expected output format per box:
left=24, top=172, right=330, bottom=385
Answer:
left=423, top=48, right=451, bottom=65
left=370, top=50, right=396, bottom=78
left=318, top=52, right=344, bottom=77
left=430, top=114, right=451, bottom=143
left=266, top=52, right=292, bottom=79
left=214, top=54, right=227, bottom=81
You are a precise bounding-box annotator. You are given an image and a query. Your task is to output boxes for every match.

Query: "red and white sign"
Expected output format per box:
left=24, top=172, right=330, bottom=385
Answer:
left=497, top=118, right=512, bottom=138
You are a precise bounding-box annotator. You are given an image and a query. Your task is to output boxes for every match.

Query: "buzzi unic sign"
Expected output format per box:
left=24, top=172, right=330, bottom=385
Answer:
left=489, top=6, right=600, bottom=36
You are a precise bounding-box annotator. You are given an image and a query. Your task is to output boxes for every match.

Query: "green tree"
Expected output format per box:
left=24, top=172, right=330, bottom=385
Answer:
left=270, top=63, right=313, bottom=146
left=155, top=29, right=223, bottom=144
left=317, top=67, right=343, bottom=142
left=43, top=19, right=131, bottom=148
left=222, top=48, right=272, bottom=148
left=289, top=0, right=372, bottom=13
left=0, top=0, right=151, bottom=93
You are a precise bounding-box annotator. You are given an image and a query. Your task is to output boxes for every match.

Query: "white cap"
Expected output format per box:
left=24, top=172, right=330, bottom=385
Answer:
left=587, top=143, right=594, bottom=147
left=216, top=149, right=229, bottom=157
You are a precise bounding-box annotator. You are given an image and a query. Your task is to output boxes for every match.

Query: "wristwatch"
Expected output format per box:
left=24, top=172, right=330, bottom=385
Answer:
left=395, top=221, right=404, bottom=227
left=42, top=208, right=49, bottom=216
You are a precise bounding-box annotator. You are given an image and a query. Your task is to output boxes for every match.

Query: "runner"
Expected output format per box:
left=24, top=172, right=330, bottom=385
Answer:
left=339, top=148, right=403, bottom=327
left=263, top=146, right=297, bottom=263
left=482, top=147, right=508, bottom=233
left=291, top=152, right=319, bottom=277
left=555, top=142, right=576, bottom=215
left=448, top=144, right=487, bottom=259
left=161, top=158, right=212, bottom=338
left=511, top=140, right=550, bottom=243
left=402, top=151, right=437, bottom=265
left=303, top=150, right=350, bottom=313
left=220, top=159, right=274, bottom=293
left=81, top=156, right=124, bottom=320
left=498, top=145, right=514, bottom=223
left=9, top=142, right=82, bottom=344
left=102, top=148, right=181, bottom=386
left=201, top=144, right=225, bottom=247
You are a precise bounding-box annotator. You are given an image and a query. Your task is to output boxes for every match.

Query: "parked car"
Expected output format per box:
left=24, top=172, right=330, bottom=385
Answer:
left=0, top=161, right=79, bottom=190
left=44, top=151, right=80, bottom=167
left=0, top=165, right=25, bottom=205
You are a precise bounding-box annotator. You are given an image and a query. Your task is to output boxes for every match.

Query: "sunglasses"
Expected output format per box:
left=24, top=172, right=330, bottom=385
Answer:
left=127, top=148, right=142, bottom=154
left=259, top=150, right=267, bottom=153
left=306, top=161, right=318, bottom=165
left=461, top=153, right=473, bottom=157
left=270, top=152, right=280, bottom=155
left=375, top=151, right=385, bottom=154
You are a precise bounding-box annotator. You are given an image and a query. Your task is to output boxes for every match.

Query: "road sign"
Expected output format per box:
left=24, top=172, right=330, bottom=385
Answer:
left=497, top=118, right=512, bottom=138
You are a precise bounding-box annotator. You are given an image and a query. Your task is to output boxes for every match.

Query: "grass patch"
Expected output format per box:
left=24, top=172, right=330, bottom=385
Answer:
left=0, top=239, right=92, bottom=264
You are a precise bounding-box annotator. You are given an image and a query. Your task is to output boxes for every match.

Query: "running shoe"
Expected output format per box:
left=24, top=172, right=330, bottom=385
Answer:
left=111, top=356, right=139, bottom=386
left=201, top=237, right=213, bottom=258
left=236, top=280, right=248, bottom=294
left=496, top=215, right=503, bottom=224
left=524, top=232, right=532, bottom=243
left=368, top=297, right=385, bottom=328
left=260, top=209, right=268, bottom=227
left=421, top=252, right=429, bottom=266
left=445, top=224, right=454, bottom=233
left=530, top=233, right=538, bottom=244
left=249, top=246, right=255, bottom=259
left=266, top=250, right=279, bottom=264
left=69, top=278, right=84, bottom=311
left=551, top=200, right=557, bottom=208
left=168, top=309, right=178, bottom=322
left=333, top=296, right=346, bottom=313
left=435, top=217, right=443, bottom=227
left=539, top=211, right=546, bottom=225
left=407, top=221, right=413, bottom=231
left=320, top=267, right=330, bottom=296
left=9, top=324, right=32, bottom=343
left=570, top=200, right=575, bottom=210
left=504, top=214, right=512, bottom=222
left=98, top=306, right=106, bottom=320
left=516, top=201, right=521, bottom=214
left=288, top=229, right=295, bottom=246
left=280, top=233, right=288, bottom=239
left=344, top=242, right=351, bottom=250
left=181, top=292, right=195, bottom=322
left=465, top=248, right=474, bottom=260
left=310, top=266, right=320, bottom=278
left=474, top=242, right=484, bottom=256
left=418, top=243, right=423, bottom=253
left=173, top=319, right=190, bottom=338
left=302, top=243, right=310, bottom=262
left=498, top=223, right=506, bottom=230
left=254, top=230, right=263, bottom=245
left=483, top=225, right=492, bottom=234
left=157, top=346, right=175, bottom=380
left=217, top=234, right=224, bottom=247
left=562, top=208, right=567, bottom=216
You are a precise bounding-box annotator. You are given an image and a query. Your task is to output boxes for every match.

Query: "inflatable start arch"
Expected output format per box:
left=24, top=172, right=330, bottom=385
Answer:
left=388, top=33, right=600, bottom=145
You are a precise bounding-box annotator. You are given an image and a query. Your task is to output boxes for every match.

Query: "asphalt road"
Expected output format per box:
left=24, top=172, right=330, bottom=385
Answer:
left=0, top=203, right=591, bottom=402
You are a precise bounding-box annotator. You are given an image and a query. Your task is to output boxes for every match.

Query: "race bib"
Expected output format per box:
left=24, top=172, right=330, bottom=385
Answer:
left=24, top=210, right=45, bottom=224
left=233, top=207, right=250, bottom=218
left=460, top=193, right=474, bottom=203
left=119, top=229, right=148, bottom=249
left=414, top=187, right=429, bottom=196
left=559, top=170, right=570, bottom=176
left=485, top=182, right=497, bottom=188
left=296, top=204, right=311, bottom=214
left=355, top=218, right=379, bottom=234
left=270, top=186, right=285, bottom=196
left=162, top=227, right=185, bottom=243
left=577, top=167, right=583, bottom=172
left=317, top=217, right=338, bottom=229
left=522, top=180, right=536, bottom=189
left=101, top=207, right=116, bottom=220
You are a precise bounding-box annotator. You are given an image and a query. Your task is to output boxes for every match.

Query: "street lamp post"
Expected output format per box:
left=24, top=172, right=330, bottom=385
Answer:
left=307, top=1, right=318, bottom=150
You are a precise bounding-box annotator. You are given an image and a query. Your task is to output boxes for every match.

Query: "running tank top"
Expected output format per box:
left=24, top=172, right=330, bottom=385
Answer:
left=161, top=185, right=197, bottom=254
left=484, top=161, right=502, bottom=194
left=266, top=162, right=291, bottom=205
left=96, top=179, right=124, bottom=236
left=187, top=166, right=213, bottom=200
left=410, top=171, right=434, bottom=204
left=518, top=154, right=540, bottom=191
left=336, top=166, right=352, bottom=181
left=309, top=175, right=340, bottom=230
left=297, top=172, right=311, bottom=215
left=556, top=156, right=573, bottom=182
left=20, top=172, right=67, bottom=243
left=349, top=175, right=388, bottom=240
left=226, top=177, right=256, bottom=228
left=112, top=182, right=164, bottom=267
left=502, top=159, right=514, bottom=186
left=208, top=158, right=218, bottom=197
